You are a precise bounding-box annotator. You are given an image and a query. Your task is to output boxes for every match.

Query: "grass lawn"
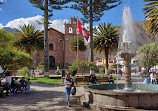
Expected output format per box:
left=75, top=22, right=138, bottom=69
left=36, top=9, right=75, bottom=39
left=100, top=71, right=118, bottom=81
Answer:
left=28, top=77, right=62, bottom=85
left=25, top=75, right=120, bottom=85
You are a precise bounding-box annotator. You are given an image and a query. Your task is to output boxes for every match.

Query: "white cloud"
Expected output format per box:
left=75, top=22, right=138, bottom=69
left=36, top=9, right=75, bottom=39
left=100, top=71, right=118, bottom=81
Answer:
left=0, top=23, right=4, bottom=29
left=0, top=8, right=2, bottom=11
left=5, top=15, right=69, bottom=33
left=5, top=15, right=43, bottom=30
left=49, top=19, right=68, bottom=33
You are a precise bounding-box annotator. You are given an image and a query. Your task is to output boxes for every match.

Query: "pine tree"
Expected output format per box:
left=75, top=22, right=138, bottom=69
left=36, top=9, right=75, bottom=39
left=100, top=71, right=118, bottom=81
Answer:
left=29, top=0, right=71, bottom=77
left=70, top=0, right=121, bottom=62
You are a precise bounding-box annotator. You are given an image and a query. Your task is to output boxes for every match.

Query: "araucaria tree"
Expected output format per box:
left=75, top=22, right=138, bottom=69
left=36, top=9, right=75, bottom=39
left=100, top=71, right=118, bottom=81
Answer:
left=70, top=0, right=121, bottom=62
left=143, top=0, right=158, bottom=36
left=14, top=24, right=44, bottom=55
left=29, top=0, right=71, bottom=77
left=93, top=23, right=119, bottom=74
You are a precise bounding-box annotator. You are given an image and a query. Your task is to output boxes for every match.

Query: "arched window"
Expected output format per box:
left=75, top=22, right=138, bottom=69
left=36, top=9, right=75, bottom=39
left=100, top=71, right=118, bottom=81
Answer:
left=69, top=27, right=73, bottom=33
left=49, top=43, right=53, bottom=50
left=73, top=21, right=76, bottom=24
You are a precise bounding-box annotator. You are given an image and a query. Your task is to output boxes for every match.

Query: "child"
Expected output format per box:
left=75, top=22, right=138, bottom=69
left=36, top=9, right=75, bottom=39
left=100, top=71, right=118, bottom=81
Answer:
left=26, top=78, right=31, bottom=94
left=19, top=77, right=26, bottom=91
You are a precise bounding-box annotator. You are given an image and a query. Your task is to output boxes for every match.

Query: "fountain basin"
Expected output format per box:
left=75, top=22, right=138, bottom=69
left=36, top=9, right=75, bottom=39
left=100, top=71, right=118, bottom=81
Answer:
left=81, top=84, right=158, bottom=110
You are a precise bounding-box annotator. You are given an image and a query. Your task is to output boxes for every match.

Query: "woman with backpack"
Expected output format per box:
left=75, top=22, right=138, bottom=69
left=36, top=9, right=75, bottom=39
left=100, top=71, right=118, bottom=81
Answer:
left=64, top=73, right=72, bottom=107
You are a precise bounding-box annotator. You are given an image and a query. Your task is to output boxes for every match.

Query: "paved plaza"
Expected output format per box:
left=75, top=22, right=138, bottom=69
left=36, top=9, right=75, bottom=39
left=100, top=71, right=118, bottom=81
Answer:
left=0, top=82, right=91, bottom=111
left=0, top=73, right=144, bottom=111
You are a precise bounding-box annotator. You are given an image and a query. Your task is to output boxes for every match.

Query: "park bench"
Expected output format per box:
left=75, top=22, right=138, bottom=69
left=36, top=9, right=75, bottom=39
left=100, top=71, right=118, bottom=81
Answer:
left=62, top=77, right=89, bottom=85
left=97, top=77, right=109, bottom=84
left=62, top=76, right=109, bottom=85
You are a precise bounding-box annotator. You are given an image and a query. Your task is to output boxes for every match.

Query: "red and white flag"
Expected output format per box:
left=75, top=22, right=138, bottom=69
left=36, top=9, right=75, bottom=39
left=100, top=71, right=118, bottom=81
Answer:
left=83, top=30, right=90, bottom=42
left=78, top=19, right=83, bottom=34
left=78, top=18, right=90, bottom=42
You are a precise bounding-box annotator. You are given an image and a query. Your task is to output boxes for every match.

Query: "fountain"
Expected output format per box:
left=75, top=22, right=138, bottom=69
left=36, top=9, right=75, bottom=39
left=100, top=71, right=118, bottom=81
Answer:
left=80, top=6, right=158, bottom=110
left=119, top=6, right=136, bottom=91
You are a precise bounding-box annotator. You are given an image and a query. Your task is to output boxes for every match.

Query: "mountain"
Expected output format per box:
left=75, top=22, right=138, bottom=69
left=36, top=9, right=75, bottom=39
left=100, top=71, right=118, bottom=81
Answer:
left=2, top=27, right=16, bottom=33
left=116, top=21, right=154, bottom=48
left=85, top=21, right=156, bottom=61
left=133, top=21, right=155, bottom=47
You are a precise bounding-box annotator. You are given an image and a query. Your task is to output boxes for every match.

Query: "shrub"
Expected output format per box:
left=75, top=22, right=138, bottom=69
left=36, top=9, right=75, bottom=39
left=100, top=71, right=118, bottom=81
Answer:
left=107, top=68, right=113, bottom=75
left=99, top=67, right=105, bottom=74
left=87, top=62, right=97, bottom=71
left=69, top=62, right=79, bottom=76
left=17, top=67, right=30, bottom=77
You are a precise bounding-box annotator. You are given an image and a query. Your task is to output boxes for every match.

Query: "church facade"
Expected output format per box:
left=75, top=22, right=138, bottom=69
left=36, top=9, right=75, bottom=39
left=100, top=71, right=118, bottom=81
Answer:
left=36, top=17, right=85, bottom=69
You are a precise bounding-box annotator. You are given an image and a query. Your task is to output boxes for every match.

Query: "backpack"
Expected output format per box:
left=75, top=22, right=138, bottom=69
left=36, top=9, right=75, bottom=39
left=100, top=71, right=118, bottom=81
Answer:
left=71, top=86, right=76, bottom=95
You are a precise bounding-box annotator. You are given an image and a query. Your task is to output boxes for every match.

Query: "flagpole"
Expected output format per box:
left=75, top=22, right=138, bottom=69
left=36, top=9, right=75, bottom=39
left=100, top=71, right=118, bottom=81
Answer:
left=76, top=17, right=79, bottom=62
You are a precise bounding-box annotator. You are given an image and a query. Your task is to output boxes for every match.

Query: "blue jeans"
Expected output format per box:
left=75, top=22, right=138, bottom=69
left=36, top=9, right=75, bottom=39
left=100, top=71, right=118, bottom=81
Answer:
left=6, top=83, right=12, bottom=95
left=152, top=79, right=156, bottom=84
left=26, top=85, right=30, bottom=93
left=108, top=80, right=114, bottom=84
left=65, top=87, right=71, bottom=104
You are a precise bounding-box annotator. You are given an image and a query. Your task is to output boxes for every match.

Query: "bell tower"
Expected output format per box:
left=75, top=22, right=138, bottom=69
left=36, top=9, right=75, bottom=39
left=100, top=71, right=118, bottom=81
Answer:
left=64, top=17, right=85, bottom=66
left=65, top=17, right=77, bottom=35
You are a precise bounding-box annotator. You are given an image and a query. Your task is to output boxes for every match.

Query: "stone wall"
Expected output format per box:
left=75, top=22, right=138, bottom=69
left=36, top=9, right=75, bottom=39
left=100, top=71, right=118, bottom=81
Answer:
left=81, top=84, right=158, bottom=110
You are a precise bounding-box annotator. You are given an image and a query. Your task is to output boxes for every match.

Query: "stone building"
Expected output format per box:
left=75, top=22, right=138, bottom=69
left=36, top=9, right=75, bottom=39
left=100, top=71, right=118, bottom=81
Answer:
left=36, top=17, right=85, bottom=70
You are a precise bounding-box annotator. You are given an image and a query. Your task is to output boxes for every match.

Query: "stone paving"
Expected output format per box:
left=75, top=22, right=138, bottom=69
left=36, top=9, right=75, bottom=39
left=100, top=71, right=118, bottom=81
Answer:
left=117, top=72, right=144, bottom=84
left=0, top=73, right=144, bottom=111
left=0, top=83, right=90, bottom=111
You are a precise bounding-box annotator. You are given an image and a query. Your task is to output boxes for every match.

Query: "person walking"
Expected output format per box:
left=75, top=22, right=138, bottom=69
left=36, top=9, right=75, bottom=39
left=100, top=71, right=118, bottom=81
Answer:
left=64, top=73, right=72, bottom=107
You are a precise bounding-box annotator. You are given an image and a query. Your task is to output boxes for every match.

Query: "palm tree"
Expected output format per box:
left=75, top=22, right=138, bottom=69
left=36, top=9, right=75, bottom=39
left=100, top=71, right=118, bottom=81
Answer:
left=143, top=0, right=158, bottom=36
left=69, top=37, right=87, bottom=52
left=93, top=23, right=119, bottom=74
left=14, top=24, right=44, bottom=54
left=69, top=37, right=87, bottom=62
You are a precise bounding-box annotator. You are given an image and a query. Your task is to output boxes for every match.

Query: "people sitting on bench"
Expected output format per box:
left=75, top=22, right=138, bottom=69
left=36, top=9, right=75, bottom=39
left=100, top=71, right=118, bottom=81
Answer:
left=14, top=77, right=21, bottom=92
left=19, top=77, right=26, bottom=91
left=11, top=77, right=17, bottom=94
left=90, top=74, right=98, bottom=84
left=108, top=75, right=114, bottom=84
left=0, top=77, right=9, bottom=96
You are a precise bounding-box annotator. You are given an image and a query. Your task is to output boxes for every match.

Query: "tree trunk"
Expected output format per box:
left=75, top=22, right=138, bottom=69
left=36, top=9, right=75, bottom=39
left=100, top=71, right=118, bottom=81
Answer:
left=89, top=0, right=94, bottom=75
left=44, top=0, right=49, bottom=77
left=89, top=0, right=94, bottom=62
left=105, top=48, right=109, bottom=74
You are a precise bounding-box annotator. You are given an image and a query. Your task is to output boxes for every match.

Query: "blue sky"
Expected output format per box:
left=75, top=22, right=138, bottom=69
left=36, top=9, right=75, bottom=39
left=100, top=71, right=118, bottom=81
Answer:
left=0, top=0, right=145, bottom=32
